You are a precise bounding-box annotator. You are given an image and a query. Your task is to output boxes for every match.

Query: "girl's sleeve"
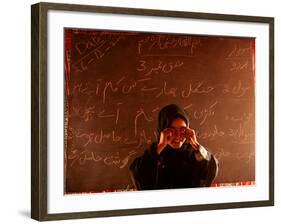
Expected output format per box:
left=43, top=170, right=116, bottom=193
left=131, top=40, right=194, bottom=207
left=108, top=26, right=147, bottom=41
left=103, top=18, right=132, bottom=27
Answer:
left=191, top=145, right=219, bottom=187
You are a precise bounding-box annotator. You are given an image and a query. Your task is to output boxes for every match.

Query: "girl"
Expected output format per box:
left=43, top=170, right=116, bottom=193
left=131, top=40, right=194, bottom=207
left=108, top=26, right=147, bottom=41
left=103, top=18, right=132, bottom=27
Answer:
left=130, top=104, right=218, bottom=190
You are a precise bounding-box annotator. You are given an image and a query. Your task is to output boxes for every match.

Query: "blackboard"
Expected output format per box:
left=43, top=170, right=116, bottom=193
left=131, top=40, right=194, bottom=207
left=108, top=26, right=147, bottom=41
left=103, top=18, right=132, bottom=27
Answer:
left=64, top=28, right=255, bottom=193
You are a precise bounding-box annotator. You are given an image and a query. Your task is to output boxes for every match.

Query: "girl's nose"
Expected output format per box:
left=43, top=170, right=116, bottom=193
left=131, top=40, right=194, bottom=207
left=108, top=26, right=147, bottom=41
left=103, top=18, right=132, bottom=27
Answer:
left=174, top=130, right=181, bottom=137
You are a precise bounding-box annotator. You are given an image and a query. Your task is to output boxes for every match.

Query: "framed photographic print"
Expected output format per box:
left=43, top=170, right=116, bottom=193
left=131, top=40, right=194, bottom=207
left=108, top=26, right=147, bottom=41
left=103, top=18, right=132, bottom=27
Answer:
left=31, top=2, right=274, bottom=221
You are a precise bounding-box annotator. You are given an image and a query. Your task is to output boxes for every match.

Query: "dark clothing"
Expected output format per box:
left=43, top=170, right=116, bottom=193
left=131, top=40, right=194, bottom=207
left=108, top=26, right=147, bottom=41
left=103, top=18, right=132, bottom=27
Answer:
left=130, top=142, right=218, bottom=190
left=129, top=104, right=218, bottom=190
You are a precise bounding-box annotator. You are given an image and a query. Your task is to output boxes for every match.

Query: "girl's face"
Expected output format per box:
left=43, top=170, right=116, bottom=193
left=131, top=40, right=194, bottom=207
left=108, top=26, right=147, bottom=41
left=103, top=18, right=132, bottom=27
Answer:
left=167, top=117, right=187, bottom=149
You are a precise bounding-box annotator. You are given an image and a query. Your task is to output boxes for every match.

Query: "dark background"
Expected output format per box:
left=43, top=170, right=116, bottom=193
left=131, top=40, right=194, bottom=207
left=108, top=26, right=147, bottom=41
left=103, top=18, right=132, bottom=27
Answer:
left=64, top=29, right=255, bottom=193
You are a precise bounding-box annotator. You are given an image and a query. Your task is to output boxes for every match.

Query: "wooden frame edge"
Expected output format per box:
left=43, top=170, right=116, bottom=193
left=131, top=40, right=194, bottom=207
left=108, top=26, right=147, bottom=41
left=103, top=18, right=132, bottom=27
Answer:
left=31, top=3, right=48, bottom=221
left=30, top=2, right=274, bottom=221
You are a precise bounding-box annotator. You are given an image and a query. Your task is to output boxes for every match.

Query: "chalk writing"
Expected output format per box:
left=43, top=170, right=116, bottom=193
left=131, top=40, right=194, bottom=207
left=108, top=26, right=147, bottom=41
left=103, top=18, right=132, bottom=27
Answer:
left=196, top=124, right=225, bottom=140
left=184, top=104, right=193, bottom=111
left=102, top=80, right=119, bottom=104
left=225, top=113, right=253, bottom=122
left=71, top=77, right=216, bottom=105
left=68, top=149, right=137, bottom=168
left=98, top=102, right=123, bottom=124
left=136, top=60, right=184, bottom=76
left=133, top=129, right=155, bottom=149
left=138, top=35, right=201, bottom=56
left=193, top=101, right=218, bottom=125
left=228, top=122, right=254, bottom=144
left=227, top=44, right=252, bottom=59
left=72, top=82, right=96, bottom=96
left=76, top=129, right=112, bottom=147
left=213, top=148, right=231, bottom=161
left=230, top=60, right=249, bottom=72
left=65, top=29, right=257, bottom=192
left=134, top=108, right=154, bottom=137
left=222, top=80, right=250, bottom=98
left=71, top=102, right=122, bottom=124
left=72, top=105, right=95, bottom=122
left=75, top=35, right=106, bottom=55
left=155, top=81, right=177, bottom=98
left=100, top=76, right=138, bottom=104
left=181, top=81, right=214, bottom=98
left=140, top=85, right=159, bottom=93
left=71, top=127, right=155, bottom=149
left=214, top=148, right=254, bottom=164
left=121, top=80, right=137, bottom=94
left=73, top=35, right=122, bottom=72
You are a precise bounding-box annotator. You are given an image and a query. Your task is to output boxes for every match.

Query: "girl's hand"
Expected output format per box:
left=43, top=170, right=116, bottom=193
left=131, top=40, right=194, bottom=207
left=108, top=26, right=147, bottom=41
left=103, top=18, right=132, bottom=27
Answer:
left=185, top=127, right=200, bottom=150
left=157, top=128, right=174, bottom=154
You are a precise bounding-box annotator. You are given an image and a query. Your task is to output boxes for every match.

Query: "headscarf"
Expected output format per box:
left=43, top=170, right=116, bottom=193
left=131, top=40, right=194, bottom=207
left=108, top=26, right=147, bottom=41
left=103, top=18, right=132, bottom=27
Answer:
left=157, top=104, right=190, bottom=141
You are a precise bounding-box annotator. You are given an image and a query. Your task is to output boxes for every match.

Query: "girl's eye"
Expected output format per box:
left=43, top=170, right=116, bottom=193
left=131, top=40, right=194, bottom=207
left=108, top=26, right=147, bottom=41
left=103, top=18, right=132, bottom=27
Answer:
left=167, top=128, right=175, bottom=133
left=180, top=127, right=186, bottom=133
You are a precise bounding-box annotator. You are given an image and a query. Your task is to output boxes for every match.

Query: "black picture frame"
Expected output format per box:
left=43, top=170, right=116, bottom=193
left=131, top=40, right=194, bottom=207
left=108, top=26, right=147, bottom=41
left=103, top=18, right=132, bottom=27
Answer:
left=31, top=2, right=274, bottom=221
